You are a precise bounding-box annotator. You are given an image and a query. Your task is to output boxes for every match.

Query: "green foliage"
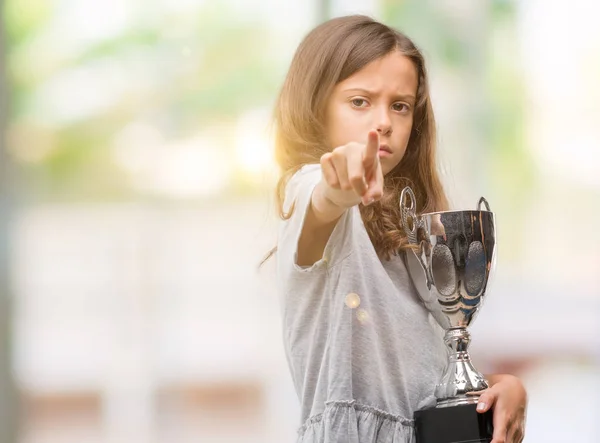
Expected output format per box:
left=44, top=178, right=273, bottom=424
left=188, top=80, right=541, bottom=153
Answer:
left=5, top=1, right=282, bottom=199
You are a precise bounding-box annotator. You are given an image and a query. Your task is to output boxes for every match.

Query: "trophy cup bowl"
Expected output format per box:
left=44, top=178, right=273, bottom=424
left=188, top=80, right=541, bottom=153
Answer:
left=400, top=187, right=497, bottom=443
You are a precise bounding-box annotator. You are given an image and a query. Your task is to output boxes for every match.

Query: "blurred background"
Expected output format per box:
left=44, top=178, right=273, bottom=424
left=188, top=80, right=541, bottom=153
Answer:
left=0, top=0, right=599, bottom=442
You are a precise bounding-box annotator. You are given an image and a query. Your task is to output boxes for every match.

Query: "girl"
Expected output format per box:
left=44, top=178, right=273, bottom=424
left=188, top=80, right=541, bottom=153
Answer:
left=271, top=15, right=527, bottom=443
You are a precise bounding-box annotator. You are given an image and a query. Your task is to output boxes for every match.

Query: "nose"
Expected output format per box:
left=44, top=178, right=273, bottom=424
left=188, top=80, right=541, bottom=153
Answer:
left=374, top=107, right=393, bottom=136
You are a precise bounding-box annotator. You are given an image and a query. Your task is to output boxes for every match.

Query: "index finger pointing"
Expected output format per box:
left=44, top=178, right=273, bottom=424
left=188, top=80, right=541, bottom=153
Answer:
left=363, top=130, right=380, bottom=169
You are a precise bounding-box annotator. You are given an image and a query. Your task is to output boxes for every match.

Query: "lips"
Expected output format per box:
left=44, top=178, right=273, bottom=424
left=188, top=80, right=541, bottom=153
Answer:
left=379, top=144, right=392, bottom=154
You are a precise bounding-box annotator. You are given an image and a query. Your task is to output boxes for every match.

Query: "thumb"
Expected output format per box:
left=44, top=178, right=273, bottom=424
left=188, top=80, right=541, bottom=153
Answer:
left=475, top=389, right=506, bottom=443
left=475, top=390, right=497, bottom=413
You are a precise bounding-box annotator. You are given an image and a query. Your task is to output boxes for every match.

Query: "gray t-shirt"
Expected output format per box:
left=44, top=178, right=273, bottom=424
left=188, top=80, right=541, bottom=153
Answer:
left=277, top=164, right=447, bottom=443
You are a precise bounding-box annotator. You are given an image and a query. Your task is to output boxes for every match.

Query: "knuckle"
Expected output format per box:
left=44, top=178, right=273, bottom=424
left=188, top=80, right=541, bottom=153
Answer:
left=332, top=146, right=346, bottom=158
left=349, top=175, right=364, bottom=185
left=325, top=176, right=337, bottom=186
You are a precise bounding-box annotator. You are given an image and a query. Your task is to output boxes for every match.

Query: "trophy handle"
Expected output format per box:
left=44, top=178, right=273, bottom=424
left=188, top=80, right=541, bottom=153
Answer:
left=400, top=187, right=434, bottom=287
left=400, top=186, right=419, bottom=244
left=477, top=197, right=491, bottom=212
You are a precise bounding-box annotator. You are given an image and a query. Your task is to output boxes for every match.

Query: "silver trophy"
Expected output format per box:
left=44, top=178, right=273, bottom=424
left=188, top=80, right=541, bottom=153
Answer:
left=400, top=186, right=496, bottom=410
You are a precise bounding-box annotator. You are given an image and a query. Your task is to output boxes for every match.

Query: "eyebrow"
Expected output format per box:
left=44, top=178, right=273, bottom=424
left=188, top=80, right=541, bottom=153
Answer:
left=343, top=88, right=416, bottom=102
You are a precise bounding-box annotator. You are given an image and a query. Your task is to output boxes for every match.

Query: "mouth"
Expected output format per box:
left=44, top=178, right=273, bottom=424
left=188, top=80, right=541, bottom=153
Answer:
left=379, top=144, right=392, bottom=156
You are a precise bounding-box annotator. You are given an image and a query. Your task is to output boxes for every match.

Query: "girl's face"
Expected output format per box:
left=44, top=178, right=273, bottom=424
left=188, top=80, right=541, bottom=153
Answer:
left=325, top=50, right=418, bottom=175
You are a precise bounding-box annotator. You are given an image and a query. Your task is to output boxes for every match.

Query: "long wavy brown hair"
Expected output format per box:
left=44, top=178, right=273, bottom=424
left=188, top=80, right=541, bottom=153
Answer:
left=266, top=15, right=448, bottom=263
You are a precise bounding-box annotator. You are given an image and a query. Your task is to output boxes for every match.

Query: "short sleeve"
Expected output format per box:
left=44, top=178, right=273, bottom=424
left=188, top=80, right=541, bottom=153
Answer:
left=277, top=164, right=358, bottom=274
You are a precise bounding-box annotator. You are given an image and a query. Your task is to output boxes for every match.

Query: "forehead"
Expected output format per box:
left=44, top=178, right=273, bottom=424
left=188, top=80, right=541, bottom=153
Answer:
left=336, top=51, right=418, bottom=95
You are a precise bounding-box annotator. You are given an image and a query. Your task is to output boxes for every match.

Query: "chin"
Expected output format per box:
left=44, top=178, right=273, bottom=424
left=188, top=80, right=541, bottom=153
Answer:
left=382, top=160, right=398, bottom=175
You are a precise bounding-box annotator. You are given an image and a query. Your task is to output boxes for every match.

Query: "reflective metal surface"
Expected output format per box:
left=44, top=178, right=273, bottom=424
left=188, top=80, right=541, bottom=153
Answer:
left=400, top=187, right=497, bottom=408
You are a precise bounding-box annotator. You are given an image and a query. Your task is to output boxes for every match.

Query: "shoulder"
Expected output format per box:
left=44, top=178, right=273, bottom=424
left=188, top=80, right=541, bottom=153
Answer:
left=283, top=164, right=321, bottom=210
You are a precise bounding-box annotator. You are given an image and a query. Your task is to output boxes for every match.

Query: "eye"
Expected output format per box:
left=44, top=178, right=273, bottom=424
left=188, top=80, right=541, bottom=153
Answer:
left=392, top=102, right=410, bottom=113
left=350, top=98, right=369, bottom=108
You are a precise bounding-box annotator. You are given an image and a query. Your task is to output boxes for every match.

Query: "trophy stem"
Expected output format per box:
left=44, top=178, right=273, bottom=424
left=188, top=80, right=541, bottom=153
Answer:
left=435, top=328, right=489, bottom=408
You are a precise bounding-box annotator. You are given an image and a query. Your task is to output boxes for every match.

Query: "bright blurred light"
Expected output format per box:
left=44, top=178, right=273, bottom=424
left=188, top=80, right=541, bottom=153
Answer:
left=147, top=137, right=230, bottom=197
left=112, top=126, right=231, bottom=197
left=520, top=0, right=600, bottom=189
left=234, top=109, right=277, bottom=179
left=34, top=61, right=132, bottom=125
left=53, top=0, right=135, bottom=52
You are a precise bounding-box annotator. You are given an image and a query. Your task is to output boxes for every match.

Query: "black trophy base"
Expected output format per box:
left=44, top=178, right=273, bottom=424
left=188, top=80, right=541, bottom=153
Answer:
left=414, top=403, right=494, bottom=443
